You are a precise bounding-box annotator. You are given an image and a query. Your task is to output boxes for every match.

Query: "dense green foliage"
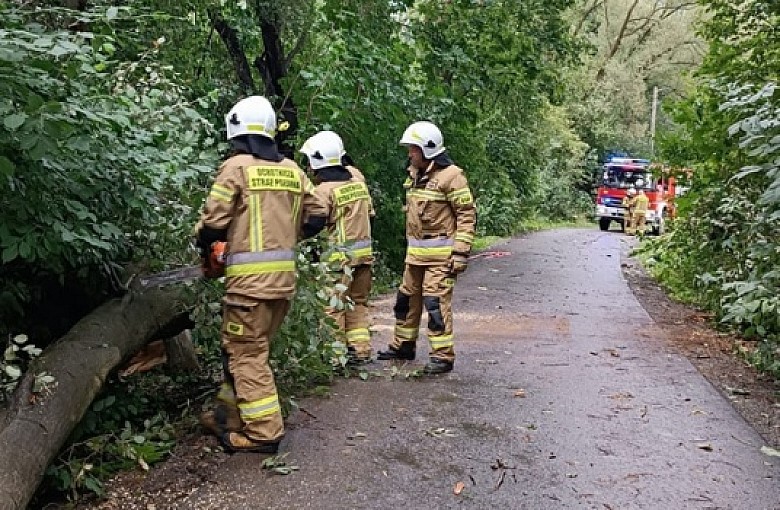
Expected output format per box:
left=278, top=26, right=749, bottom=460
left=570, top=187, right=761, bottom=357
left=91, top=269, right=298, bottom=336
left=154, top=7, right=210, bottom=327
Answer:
left=0, top=7, right=219, bottom=338
left=645, top=0, right=779, bottom=375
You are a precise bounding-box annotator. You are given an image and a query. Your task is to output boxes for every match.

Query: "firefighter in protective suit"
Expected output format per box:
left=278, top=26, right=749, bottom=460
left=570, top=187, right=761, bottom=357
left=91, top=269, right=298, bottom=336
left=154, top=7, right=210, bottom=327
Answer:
left=196, top=96, right=327, bottom=453
left=622, top=187, right=636, bottom=234
left=631, top=183, right=650, bottom=236
left=377, top=121, right=476, bottom=374
left=300, top=131, right=375, bottom=364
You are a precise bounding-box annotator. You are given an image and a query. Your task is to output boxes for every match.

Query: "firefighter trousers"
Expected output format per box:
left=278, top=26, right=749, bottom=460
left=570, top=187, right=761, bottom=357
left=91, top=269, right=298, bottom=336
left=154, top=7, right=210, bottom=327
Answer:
left=391, top=264, right=456, bottom=363
left=216, top=296, right=290, bottom=442
left=327, top=264, right=373, bottom=359
left=632, top=211, right=646, bottom=235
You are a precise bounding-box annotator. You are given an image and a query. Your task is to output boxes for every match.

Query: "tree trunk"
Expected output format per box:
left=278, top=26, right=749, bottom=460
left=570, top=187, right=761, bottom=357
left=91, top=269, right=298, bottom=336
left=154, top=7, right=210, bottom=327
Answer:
left=0, top=287, right=193, bottom=510
left=164, top=330, right=200, bottom=372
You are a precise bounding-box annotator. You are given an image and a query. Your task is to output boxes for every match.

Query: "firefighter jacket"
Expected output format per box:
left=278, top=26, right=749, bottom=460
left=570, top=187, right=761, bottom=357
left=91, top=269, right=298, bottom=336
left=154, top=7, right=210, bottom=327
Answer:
left=403, top=162, right=476, bottom=266
left=199, top=154, right=327, bottom=300
left=631, top=193, right=650, bottom=213
left=314, top=165, right=374, bottom=267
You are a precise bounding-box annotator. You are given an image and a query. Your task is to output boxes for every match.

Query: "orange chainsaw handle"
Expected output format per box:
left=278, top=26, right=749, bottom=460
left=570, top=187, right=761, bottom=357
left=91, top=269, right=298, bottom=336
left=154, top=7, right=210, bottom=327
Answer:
left=202, top=241, right=227, bottom=279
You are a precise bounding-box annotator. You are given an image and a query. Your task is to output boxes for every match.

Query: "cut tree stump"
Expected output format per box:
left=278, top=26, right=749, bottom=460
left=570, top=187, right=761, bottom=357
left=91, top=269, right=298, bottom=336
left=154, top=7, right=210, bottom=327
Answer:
left=0, top=287, right=194, bottom=510
left=164, top=329, right=200, bottom=372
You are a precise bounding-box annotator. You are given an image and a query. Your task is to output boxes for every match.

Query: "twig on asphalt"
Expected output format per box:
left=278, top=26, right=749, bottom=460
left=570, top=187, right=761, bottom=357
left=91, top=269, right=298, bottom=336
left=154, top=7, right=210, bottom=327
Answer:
left=299, top=407, right=318, bottom=420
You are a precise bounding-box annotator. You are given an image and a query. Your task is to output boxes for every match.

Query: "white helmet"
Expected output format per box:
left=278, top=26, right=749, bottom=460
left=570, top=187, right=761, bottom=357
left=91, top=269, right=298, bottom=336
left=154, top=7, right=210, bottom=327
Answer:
left=225, top=96, right=277, bottom=140
left=399, top=121, right=445, bottom=159
left=300, top=131, right=344, bottom=170
left=627, top=187, right=637, bottom=196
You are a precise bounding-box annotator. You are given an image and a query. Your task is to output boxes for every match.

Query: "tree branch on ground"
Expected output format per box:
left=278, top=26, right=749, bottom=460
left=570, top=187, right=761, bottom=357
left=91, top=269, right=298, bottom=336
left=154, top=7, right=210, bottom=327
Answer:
left=0, top=287, right=193, bottom=510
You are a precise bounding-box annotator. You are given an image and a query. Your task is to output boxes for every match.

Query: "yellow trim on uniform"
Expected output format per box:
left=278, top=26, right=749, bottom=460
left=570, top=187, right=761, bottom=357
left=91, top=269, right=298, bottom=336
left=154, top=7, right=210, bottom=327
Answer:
left=292, top=194, right=301, bottom=227
left=350, top=247, right=372, bottom=258
left=239, top=394, right=281, bottom=420
left=408, top=189, right=447, bottom=201
left=249, top=194, right=262, bottom=252
left=429, top=334, right=454, bottom=349
left=455, top=232, right=474, bottom=243
left=225, top=260, right=296, bottom=277
left=346, top=328, right=371, bottom=344
left=209, top=183, right=233, bottom=203
left=407, top=246, right=453, bottom=257
left=395, top=326, right=419, bottom=340
left=325, top=245, right=372, bottom=263
left=447, top=188, right=474, bottom=205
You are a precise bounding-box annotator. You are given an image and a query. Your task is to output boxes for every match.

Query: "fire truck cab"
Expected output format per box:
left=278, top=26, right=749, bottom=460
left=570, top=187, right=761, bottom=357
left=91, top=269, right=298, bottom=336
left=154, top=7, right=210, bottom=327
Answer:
left=594, top=157, right=676, bottom=235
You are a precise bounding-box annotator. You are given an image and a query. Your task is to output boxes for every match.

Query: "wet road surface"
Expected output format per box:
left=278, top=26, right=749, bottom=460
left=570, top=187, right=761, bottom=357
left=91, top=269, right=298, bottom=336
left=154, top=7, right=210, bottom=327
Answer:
left=177, top=228, right=779, bottom=509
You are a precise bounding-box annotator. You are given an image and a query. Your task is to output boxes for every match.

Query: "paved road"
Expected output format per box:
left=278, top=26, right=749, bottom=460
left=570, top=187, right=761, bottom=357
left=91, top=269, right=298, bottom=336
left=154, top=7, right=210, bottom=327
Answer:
left=178, top=228, right=779, bottom=509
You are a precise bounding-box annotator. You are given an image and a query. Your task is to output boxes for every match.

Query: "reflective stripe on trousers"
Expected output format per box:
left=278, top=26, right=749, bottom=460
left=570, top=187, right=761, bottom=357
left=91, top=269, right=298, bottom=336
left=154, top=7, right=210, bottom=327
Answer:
left=239, top=394, right=281, bottom=421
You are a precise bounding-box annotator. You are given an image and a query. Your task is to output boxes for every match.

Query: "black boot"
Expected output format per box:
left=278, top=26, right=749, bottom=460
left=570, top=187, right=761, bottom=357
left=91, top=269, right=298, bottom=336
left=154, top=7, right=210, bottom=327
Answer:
left=377, top=342, right=416, bottom=361
left=423, top=358, right=453, bottom=374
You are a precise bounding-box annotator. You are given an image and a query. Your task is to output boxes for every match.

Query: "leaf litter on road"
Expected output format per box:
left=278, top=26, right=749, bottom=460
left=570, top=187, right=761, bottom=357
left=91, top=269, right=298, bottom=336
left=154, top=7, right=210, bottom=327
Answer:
left=261, top=453, right=300, bottom=475
left=426, top=427, right=457, bottom=438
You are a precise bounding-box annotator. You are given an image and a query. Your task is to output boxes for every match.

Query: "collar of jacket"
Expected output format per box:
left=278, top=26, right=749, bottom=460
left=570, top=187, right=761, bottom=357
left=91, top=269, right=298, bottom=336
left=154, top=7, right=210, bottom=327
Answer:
left=230, top=135, right=284, bottom=162
left=432, top=151, right=454, bottom=168
left=315, top=165, right=352, bottom=183
left=411, top=152, right=454, bottom=185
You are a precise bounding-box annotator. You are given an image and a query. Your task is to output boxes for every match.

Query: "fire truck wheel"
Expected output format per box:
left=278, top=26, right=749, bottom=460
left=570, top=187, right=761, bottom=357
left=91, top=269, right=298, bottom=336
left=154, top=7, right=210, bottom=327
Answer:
left=599, top=218, right=611, bottom=231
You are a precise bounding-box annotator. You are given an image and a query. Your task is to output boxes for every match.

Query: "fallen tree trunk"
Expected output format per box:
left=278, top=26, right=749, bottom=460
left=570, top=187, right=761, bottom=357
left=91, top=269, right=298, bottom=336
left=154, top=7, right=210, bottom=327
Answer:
left=0, top=287, right=194, bottom=510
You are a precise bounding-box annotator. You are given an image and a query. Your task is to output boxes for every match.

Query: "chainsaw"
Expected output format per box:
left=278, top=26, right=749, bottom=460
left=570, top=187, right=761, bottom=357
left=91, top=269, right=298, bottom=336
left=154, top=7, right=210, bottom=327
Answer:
left=135, top=241, right=227, bottom=289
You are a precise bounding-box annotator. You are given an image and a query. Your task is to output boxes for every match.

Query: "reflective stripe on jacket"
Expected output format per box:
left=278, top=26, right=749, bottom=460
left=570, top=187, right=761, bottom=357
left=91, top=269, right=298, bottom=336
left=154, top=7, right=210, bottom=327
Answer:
left=404, top=163, right=476, bottom=265
left=199, top=154, right=327, bottom=299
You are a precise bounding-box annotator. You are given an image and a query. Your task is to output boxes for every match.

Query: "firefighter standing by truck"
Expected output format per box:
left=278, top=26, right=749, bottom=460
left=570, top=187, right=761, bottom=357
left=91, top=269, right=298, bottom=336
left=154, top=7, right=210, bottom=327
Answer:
left=196, top=96, right=328, bottom=453
left=623, top=187, right=636, bottom=234
left=631, top=185, right=650, bottom=236
left=300, top=131, right=375, bottom=365
left=377, top=121, right=476, bottom=375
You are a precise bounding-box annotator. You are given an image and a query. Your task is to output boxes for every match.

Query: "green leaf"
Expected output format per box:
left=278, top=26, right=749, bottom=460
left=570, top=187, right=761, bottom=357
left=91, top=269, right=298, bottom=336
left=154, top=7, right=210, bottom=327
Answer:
left=4, top=113, right=27, bottom=131
left=2, top=244, right=18, bottom=264
left=83, top=476, right=103, bottom=496
left=0, top=156, right=14, bottom=177
left=4, top=365, right=21, bottom=379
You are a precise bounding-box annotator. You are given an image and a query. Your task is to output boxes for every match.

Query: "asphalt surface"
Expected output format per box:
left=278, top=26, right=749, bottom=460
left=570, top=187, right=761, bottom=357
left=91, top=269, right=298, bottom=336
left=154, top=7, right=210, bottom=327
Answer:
left=175, top=228, right=779, bottom=510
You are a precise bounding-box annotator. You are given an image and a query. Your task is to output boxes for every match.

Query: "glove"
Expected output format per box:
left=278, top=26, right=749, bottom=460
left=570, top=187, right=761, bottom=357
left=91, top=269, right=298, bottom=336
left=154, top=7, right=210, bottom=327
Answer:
left=449, top=253, right=469, bottom=275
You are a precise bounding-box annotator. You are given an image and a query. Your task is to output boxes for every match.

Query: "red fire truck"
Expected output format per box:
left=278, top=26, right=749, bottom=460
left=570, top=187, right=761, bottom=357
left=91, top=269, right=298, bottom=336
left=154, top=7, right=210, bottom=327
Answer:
left=594, top=157, right=677, bottom=234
